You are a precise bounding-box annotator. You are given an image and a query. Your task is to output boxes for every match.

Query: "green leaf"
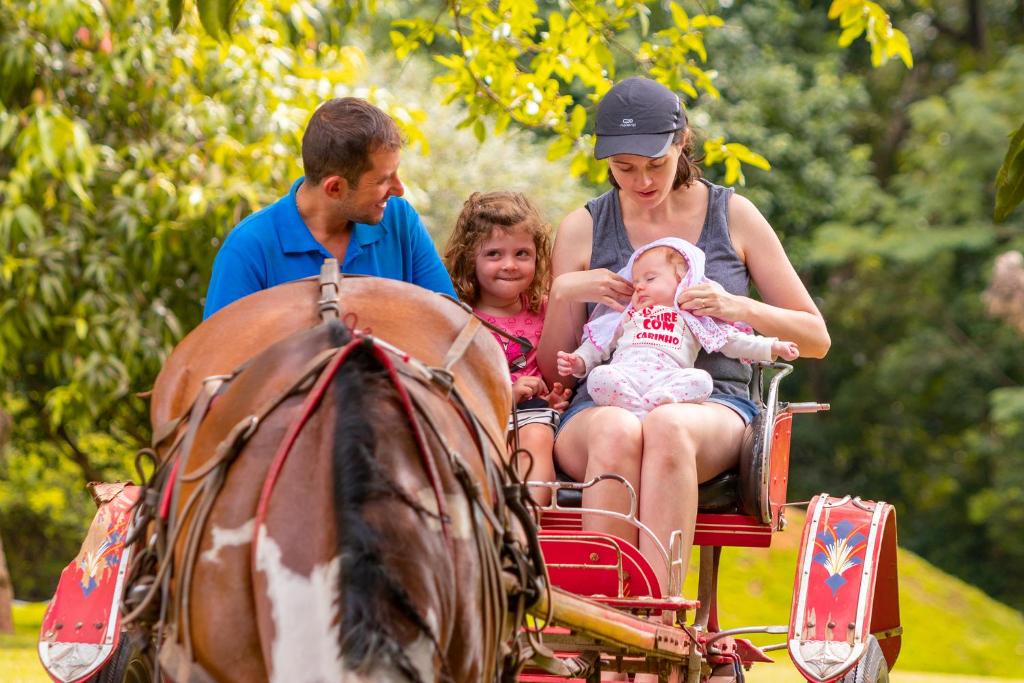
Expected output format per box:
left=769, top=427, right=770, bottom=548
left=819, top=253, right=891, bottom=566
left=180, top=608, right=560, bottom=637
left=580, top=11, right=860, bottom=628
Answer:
left=547, top=135, right=573, bottom=161
left=828, top=0, right=856, bottom=20
left=995, top=121, right=1024, bottom=223
left=197, top=0, right=236, bottom=38
left=169, top=0, right=183, bottom=29
left=838, top=23, right=865, bottom=47
left=670, top=2, right=689, bottom=31
left=473, top=118, right=486, bottom=143
left=570, top=151, right=589, bottom=177
left=570, top=104, right=586, bottom=138
left=724, top=157, right=741, bottom=185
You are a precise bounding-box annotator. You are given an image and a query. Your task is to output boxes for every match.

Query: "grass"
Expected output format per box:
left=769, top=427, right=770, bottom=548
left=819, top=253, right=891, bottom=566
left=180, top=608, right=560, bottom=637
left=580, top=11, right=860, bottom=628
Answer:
left=4, top=512, right=1023, bottom=681
left=1, top=601, right=46, bottom=682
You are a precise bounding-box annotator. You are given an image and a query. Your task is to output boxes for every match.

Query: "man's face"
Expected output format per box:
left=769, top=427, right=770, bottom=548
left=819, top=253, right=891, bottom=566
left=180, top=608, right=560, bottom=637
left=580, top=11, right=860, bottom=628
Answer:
left=338, top=147, right=405, bottom=225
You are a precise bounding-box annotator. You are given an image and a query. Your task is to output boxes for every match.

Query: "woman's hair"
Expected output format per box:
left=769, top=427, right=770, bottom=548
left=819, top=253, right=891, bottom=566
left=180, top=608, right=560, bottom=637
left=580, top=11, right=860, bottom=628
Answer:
left=444, top=191, right=552, bottom=313
left=607, top=128, right=703, bottom=191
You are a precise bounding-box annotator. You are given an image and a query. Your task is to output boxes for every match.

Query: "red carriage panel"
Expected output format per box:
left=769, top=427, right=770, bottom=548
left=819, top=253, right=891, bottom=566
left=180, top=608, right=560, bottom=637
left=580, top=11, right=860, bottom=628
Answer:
left=38, top=482, right=140, bottom=683
left=788, top=494, right=901, bottom=682
left=540, top=531, right=661, bottom=598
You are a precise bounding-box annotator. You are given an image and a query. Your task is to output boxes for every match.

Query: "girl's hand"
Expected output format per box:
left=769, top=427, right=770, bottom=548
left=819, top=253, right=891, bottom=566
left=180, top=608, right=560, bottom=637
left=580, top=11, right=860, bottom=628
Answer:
left=556, top=351, right=585, bottom=377
left=542, top=382, right=571, bottom=412
left=772, top=340, right=800, bottom=361
left=512, top=375, right=548, bottom=403
left=554, top=269, right=633, bottom=311
left=678, top=281, right=746, bottom=321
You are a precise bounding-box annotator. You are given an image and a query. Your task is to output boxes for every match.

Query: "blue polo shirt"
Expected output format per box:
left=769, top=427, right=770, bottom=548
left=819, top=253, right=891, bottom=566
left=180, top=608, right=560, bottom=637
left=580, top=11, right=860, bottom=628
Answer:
left=203, top=178, right=456, bottom=318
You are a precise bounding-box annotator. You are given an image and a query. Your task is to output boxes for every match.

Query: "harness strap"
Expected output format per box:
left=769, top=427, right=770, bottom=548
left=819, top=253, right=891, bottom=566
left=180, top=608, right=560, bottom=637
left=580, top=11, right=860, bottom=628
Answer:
left=161, top=377, right=226, bottom=521
left=178, top=347, right=339, bottom=485
left=158, top=635, right=219, bottom=683
left=442, top=315, right=482, bottom=374
left=440, top=294, right=533, bottom=355
left=318, top=258, right=341, bottom=322
left=252, top=336, right=455, bottom=559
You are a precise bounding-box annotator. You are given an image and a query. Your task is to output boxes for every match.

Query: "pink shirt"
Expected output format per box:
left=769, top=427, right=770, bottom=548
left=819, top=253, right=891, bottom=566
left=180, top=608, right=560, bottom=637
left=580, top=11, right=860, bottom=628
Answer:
left=474, top=298, right=546, bottom=382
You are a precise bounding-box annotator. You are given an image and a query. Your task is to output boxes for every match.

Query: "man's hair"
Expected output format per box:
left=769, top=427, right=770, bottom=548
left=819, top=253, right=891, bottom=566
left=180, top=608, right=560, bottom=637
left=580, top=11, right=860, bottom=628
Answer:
left=301, top=98, right=403, bottom=186
left=444, top=191, right=552, bottom=313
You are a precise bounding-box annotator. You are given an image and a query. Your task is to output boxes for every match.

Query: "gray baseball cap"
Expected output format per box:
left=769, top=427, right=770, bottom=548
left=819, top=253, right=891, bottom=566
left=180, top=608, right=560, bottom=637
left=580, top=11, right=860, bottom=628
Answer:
left=594, top=77, right=686, bottom=160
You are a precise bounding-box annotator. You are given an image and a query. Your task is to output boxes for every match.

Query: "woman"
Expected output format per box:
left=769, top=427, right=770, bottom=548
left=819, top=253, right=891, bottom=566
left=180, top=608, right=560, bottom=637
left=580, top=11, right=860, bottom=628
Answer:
left=537, top=77, right=830, bottom=597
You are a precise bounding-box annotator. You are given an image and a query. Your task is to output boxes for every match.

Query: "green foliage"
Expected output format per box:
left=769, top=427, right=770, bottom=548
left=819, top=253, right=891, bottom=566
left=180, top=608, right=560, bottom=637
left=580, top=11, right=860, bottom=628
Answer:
left=0, top=0, right=383, bottom=597
left=186, top=0, right=908, bottom=185
left=796, top=47, right=1024, bottom=609
left=995, top=121, right=1024, bottom=223
left=828, top=0, right=912, bottom=67
left=0, top=0, right=594, bottom=599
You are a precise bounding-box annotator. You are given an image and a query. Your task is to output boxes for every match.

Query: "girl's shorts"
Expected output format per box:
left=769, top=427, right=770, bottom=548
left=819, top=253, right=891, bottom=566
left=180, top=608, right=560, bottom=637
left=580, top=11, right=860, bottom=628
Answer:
left=557, top=392, right=759, bottom=433
left=508, top=397, right=560, bottom=433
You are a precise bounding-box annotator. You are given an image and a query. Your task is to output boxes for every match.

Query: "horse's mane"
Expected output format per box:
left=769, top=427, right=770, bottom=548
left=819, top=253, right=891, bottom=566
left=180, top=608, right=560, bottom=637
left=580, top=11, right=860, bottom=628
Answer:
left=327, top=322, right=447, bottom=683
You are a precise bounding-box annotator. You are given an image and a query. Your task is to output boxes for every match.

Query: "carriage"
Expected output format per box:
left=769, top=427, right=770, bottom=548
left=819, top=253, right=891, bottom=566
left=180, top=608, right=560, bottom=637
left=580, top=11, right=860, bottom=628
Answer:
left=36, top=264, right=901, bottom=683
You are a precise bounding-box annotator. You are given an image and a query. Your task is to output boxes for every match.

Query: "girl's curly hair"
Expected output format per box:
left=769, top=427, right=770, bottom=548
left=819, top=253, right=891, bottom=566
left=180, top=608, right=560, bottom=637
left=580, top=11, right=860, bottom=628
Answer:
left=443, top=191, right=552, bottom=313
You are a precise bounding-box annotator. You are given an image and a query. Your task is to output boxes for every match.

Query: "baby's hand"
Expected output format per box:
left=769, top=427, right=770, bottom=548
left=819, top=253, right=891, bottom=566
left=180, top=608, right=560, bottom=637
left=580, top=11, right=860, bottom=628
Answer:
left=512, top=375, right=548, bottom=403
left=772, top=340, right=800, bottom=361
left=556, top=351, right=585, bottom=377
left=543, top=382, right=572, bottom=413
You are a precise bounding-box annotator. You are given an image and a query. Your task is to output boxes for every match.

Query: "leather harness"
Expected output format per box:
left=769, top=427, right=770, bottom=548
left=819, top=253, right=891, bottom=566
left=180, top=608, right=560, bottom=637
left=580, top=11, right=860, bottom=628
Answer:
left=123, top=261, right=547, bottom=683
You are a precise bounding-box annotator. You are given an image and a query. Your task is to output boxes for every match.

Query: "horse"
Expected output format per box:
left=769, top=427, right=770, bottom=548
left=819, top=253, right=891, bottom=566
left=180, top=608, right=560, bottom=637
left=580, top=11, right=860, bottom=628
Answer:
left=123, top=270, right=541, bottom=683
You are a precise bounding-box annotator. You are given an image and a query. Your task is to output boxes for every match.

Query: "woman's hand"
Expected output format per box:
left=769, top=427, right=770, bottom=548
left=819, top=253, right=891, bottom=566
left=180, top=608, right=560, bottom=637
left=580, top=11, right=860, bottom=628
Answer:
left=554, top=268, right=634, bottom=311
left=512, top=375, right=548, bottom=404
left=678, top=281, right=747, bottom=322
left=542, top=382, right=572, bottom=412
left=772, top=340, right=800, bottom=361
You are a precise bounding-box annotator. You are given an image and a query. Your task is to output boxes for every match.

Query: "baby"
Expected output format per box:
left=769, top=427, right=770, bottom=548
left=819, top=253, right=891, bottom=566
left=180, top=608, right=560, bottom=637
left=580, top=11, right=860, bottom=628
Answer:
left=557, top=238, right=799, bottom=417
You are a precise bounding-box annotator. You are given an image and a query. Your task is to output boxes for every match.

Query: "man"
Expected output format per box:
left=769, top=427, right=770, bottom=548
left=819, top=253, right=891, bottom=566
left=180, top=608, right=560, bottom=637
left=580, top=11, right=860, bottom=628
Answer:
left=203, top=97, right=456, bottom=319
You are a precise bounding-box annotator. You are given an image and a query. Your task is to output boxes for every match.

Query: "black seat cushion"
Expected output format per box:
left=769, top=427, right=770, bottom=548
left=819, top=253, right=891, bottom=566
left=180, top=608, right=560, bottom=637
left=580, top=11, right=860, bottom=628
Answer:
left=552, top=468, right=741, bottom=514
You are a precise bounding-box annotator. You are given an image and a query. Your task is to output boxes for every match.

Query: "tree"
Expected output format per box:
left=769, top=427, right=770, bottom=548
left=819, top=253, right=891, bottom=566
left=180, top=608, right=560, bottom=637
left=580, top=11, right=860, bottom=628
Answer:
left=0, top=410, right=12, bottom=633
left=180, top=0, right=910, bottom=184
left=0, top=0, right=592, bottom=598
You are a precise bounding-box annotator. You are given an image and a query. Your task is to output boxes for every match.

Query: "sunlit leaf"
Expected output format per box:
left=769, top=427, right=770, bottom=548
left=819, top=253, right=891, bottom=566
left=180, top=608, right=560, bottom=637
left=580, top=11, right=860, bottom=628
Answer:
left=995, top=121, right=1024, bottom=223
left=169, top=0, right=183, bottom=29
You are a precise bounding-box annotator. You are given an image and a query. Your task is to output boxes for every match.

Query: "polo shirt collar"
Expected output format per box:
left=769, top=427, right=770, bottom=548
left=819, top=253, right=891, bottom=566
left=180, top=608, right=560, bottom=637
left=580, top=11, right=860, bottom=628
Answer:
left=279, top=177, right=389, bottom=257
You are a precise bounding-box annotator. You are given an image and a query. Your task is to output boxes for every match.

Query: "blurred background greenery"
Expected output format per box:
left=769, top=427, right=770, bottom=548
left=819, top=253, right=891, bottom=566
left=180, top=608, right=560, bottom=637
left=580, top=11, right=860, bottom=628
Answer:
left=1, top=0, right=1023, bottom=677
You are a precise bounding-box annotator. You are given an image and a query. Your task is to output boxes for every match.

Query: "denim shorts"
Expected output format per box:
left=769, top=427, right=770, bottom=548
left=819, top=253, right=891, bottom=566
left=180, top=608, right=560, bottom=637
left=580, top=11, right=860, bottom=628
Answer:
left=557, top=392, right=759, bottom=434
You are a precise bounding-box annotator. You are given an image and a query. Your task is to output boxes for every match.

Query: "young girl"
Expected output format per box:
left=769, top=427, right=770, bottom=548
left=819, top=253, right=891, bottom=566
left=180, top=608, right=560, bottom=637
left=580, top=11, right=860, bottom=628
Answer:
left=444, top=191, right=569, bottom=504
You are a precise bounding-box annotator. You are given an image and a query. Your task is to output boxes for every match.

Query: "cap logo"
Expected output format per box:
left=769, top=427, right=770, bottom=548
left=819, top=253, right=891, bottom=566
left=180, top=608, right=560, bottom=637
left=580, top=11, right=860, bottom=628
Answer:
left=620, top=118, right=635, bottom=127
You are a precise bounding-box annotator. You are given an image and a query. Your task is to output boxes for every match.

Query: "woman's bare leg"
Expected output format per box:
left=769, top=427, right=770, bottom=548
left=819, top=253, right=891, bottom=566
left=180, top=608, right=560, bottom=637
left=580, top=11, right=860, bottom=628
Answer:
left=554, top=406, right=643, bottom=545
left=639, top=403, right=745, bottom=593
left=516, top=423, right=556, bottom=506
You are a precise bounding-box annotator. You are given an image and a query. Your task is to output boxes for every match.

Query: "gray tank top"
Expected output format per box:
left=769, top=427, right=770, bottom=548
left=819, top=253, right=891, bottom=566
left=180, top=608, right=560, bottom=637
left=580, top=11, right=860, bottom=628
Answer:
left=570, top=179, right=751, bottom=407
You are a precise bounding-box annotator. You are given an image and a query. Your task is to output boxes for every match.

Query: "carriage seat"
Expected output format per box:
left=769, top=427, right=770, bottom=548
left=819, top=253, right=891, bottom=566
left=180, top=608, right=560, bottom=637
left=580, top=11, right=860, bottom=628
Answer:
left=536, top=363, right=812, bottom=534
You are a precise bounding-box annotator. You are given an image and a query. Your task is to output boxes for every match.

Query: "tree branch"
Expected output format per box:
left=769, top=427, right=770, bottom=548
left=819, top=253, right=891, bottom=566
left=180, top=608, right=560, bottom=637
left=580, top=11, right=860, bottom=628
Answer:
left=56, top=423, right=104, bottom=484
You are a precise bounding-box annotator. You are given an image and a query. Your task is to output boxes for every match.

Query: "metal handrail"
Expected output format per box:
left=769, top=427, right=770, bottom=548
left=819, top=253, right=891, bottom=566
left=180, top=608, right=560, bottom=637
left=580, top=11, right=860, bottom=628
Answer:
left=530, top=475, right=683, bottom=595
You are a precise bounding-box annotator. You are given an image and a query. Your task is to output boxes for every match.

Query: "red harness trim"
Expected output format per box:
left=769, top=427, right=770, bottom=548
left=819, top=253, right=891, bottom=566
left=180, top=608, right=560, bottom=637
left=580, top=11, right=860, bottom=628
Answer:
left=251, top=334, right=452, bottom=568
left=159, top=457, right=181, bottom=520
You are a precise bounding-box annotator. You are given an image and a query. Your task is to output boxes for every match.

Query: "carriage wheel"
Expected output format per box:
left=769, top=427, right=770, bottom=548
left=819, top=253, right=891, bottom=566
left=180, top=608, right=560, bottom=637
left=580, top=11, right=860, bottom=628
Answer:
left=93, top=632, right=152, bottom=683
left=838, top=636, right=889, bottom=683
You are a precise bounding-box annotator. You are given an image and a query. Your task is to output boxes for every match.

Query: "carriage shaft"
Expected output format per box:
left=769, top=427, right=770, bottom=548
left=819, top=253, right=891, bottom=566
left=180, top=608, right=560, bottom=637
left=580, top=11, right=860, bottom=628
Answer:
left=530, top=586, right=692, bottom=659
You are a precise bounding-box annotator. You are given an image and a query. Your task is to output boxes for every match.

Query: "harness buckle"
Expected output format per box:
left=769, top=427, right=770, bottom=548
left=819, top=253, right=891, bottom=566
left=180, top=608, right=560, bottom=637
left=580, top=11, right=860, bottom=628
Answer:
left=429, top=367, right=455, bottom=395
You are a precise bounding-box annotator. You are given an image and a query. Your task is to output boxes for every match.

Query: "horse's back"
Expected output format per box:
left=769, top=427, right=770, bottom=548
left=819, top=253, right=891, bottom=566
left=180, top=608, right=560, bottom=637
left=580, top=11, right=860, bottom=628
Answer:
left=151, top=276, right=512, bottom=444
